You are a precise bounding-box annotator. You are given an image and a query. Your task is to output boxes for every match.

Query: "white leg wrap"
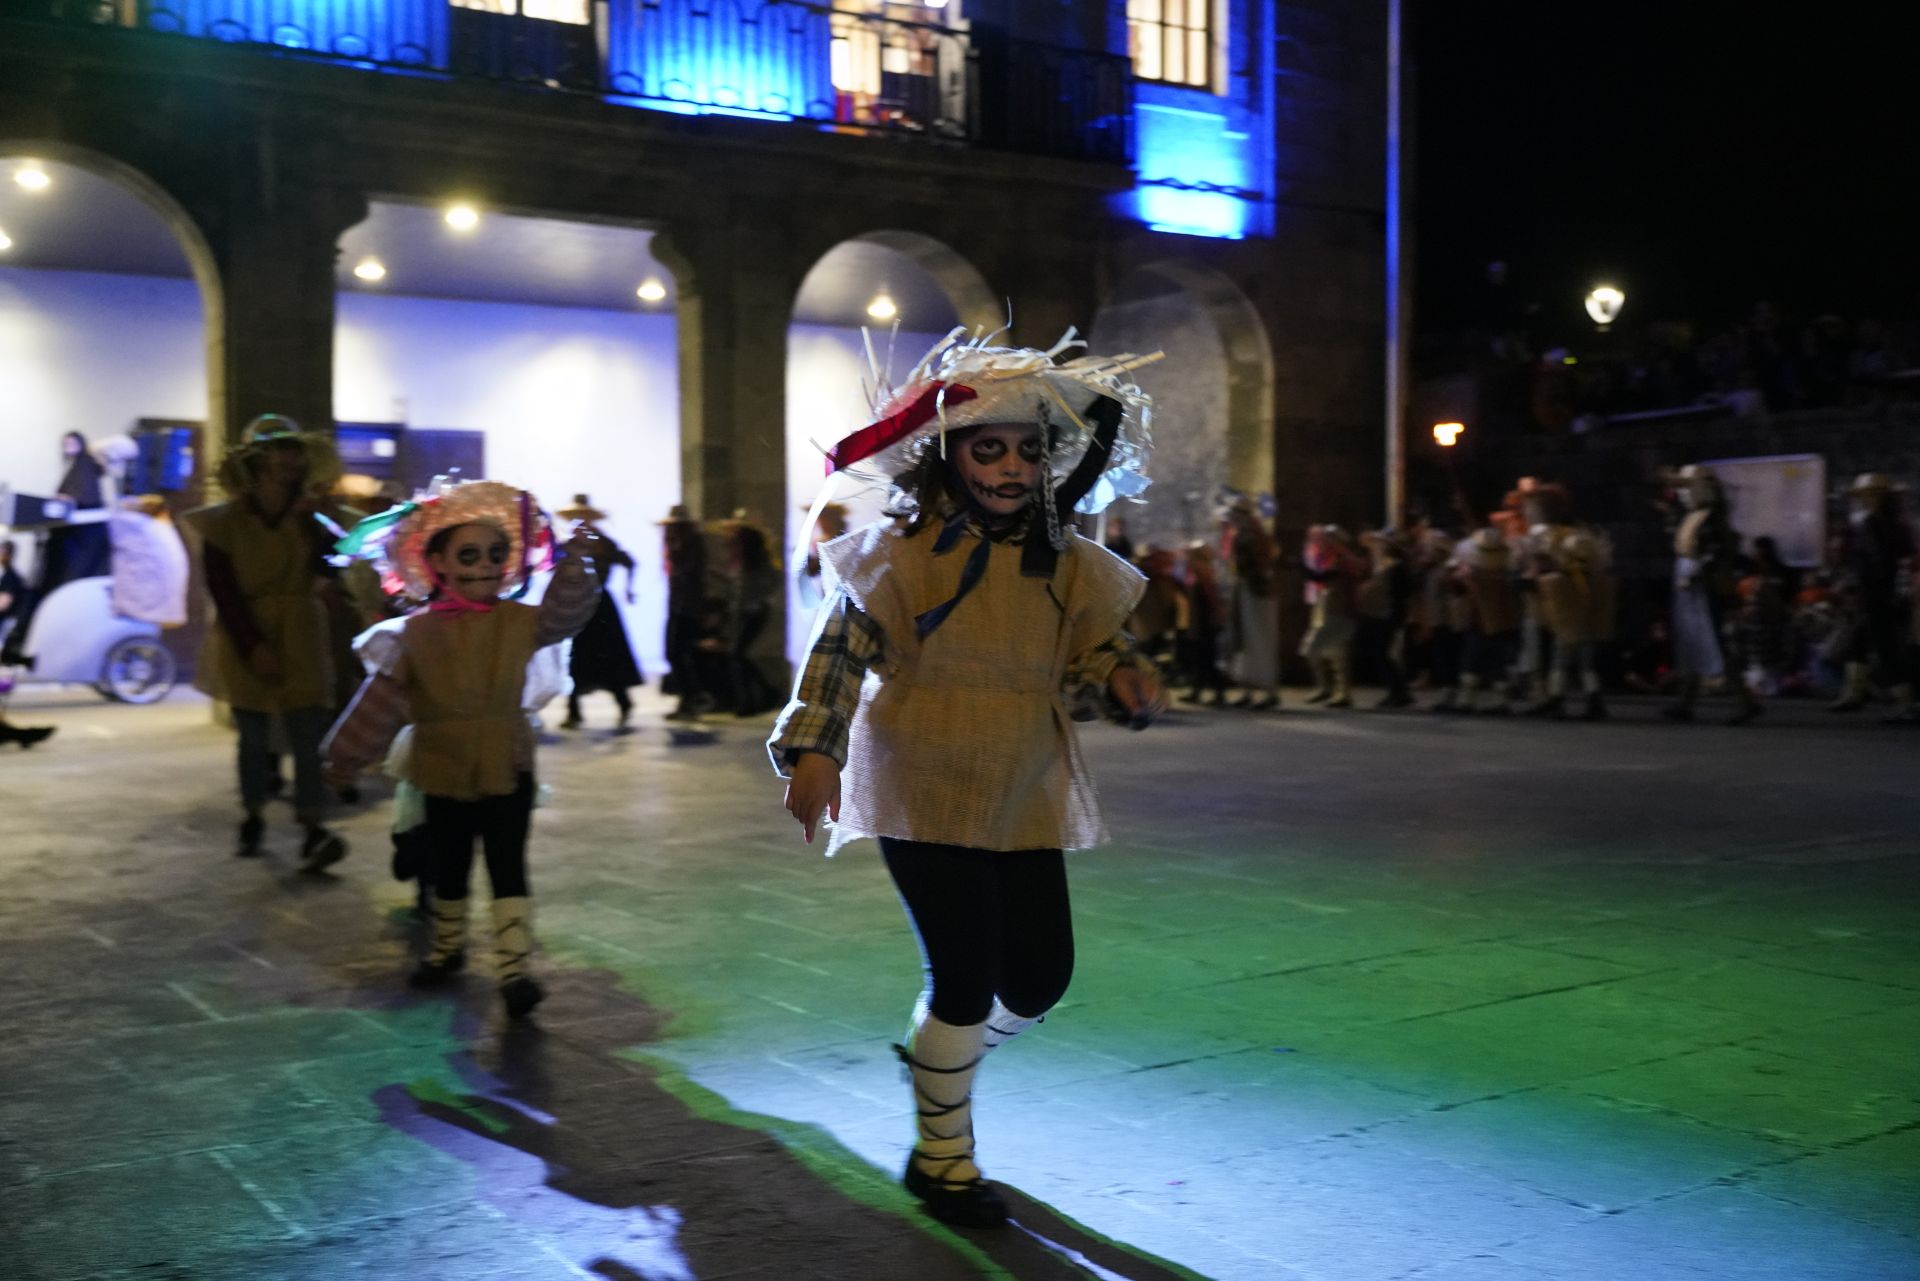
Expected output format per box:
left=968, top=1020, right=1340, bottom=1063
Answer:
left=982, top=998, right=1041, bottom=1051
left=899, top=1011, right=985, bottom=1182
left=490, top=896, right=534, bottom=982
left=429, top=896, right=469, bottom=964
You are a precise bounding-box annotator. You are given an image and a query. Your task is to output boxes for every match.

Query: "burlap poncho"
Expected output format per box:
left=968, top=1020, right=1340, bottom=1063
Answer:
left=821, top=521, right=1144, bottom=856
left=359, top=605, right=542, bottom=801
left=187, top=500, right=332, bottom=713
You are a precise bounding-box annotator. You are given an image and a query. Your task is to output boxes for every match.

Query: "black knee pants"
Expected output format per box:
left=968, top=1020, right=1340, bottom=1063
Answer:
left=880, top=838, right=1074, bottom=1027
left=424, top=773, right=534, bottom=901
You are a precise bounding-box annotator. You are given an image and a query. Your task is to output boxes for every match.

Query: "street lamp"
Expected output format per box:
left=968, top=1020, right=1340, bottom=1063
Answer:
left=1432, top=421, right=1464, bottom=448
left=1584, top=285, right=1625, bottom=330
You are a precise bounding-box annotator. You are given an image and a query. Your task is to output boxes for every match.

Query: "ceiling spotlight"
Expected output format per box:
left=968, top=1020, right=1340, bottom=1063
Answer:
left=635, top=278, right=667, bottom=304
left=444, top=203, right=480, bottom=232
left=14, top=166, right=50, bottom=192
left=353, top=257, right=388, bottom=283
left=866, top=293, right=898, bottom=321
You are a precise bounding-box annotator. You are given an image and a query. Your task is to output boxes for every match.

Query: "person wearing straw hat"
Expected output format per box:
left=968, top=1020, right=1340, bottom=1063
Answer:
left=1829, top=473, right=1916, bottom=718
left=554, top=494, right=644, bottom=730
left=657, top=503, right=713, bottom=720
left=185, top=414, right=355, bottom=869
left=322, top=478, right=603, bottom=1019
left=768, top=324, right=1165, bottom=1230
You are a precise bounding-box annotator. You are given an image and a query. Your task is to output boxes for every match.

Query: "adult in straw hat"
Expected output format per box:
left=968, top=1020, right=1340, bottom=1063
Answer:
left=1830, top=473, right=1917, bottom=719
left=554, top=494, right=644, bottom=730
left=184, top=414, right=352, bottom=869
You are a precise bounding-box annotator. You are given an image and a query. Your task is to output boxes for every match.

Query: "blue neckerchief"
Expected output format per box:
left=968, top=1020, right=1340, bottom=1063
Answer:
left=914, top=508, right=994, bottom=639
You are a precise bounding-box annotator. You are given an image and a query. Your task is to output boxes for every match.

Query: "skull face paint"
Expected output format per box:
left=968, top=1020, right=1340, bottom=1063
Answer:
left=953, top=423, right=1045, bottom=519
left=428, top=522, right=511, bottom=602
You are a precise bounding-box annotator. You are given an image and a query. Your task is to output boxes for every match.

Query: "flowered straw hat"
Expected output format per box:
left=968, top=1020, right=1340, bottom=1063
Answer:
left=334, top=476, right=552, bottom=600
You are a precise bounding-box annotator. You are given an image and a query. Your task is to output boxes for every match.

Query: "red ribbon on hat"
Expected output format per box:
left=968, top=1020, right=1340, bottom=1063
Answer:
left=825, top=382, right=977, bottom=474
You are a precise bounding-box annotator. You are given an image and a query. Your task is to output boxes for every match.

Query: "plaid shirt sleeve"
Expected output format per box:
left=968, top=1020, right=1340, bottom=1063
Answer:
left=1063, top=631, right=1158, bottom=723
left=766, top=588, right=881, bottom=777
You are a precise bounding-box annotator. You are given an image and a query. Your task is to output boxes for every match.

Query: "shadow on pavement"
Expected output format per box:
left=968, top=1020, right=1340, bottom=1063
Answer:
left=363, top=968, right=1211, bottom=1280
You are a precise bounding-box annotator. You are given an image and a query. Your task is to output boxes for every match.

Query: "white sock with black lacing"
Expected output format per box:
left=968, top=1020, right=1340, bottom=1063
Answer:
left=982, top=998, right=1042, bottom=1052
left=897, top=1010, right=985, bottom=1185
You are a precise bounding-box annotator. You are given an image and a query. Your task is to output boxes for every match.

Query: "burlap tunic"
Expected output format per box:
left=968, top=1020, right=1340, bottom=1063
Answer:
left=187, top=500, right=332, bottom=713
left=821, top=523, right=1143, bottom=857
left=360, top=606, right=542, bottom=802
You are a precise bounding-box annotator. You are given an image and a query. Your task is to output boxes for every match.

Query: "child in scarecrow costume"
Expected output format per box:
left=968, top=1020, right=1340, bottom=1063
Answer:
left=323, top=479, right=602, bottom=1018
left=770, top=327, right=1166, bottom=1229
left=185, top=415, right=355, bottom=869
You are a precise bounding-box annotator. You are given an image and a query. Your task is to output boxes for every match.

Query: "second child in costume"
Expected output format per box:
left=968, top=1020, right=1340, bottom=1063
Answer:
left=323, top=479, right=602, bottom=1018
left=770, top=327, right=1165, bottom=1230
left=1661, top=465, right=1762, bottom=724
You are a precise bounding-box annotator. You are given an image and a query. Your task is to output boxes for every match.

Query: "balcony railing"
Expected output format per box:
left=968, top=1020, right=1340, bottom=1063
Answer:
left=17, top=0, right=1134, bottom=165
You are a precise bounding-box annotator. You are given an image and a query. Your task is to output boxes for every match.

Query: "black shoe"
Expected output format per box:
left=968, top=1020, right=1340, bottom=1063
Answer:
left=500, top=976, right=545, bottom=1019
left=1478, top=703, right=1510, bottom=717
left=0, top=722, right=55, bottom=748
left=903, top=1153, right=1008, bottom=1229
left=237, top=813, right=265, bottom=858
left=1250, top=694, right=1280, bottom=711
left=1325, top=695, right=1353, bottom=709
left=408, top=952, right=465, bottom=988
left=1582, top=696, right=1608, bottom=722
left=1304, top=689, right=1331, bottom=705
left=560, top=716, right=582, bottom=731
left=298, top=828, right=347, bottom=874
left=1728, top=702, right=1764, bottom=727
left=1375, top=693, right=1414, bottom=710
left=1661, top=704, right=1694, bottom=723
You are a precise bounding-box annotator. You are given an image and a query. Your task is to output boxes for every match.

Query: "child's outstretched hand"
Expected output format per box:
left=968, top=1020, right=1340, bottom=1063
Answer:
left=1108, top=665, right=1166, bottom=729
left=785, top=752, right=842, bottom=844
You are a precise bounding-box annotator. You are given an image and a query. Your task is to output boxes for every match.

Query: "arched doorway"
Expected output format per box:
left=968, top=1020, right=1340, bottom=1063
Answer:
left=782, top=230, right=997, bottom=660
left=1089, top=261, right=1274, bottom=550
left=332, top=198, right=681, bottom=673
left=0, top=145, right=220, bottom=670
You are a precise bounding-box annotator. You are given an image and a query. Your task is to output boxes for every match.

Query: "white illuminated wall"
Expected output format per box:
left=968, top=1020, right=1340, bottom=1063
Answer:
left=783, top=323, right=948, bottom=663
left=0, top=267, right=207, bottom=496
left=334, top=291, right=680, bottom=672
left=0, top=268, right=208, bottom=578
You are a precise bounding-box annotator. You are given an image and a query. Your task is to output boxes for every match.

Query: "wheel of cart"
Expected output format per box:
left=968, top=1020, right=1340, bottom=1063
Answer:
left=98, top=633, right=177, bottom=703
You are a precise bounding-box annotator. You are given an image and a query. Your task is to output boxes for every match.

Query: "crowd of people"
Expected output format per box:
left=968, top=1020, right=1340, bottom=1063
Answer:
left=1105, top=470, right=1920, bottom=726
left=1448, top=290, right=1920, bottom=435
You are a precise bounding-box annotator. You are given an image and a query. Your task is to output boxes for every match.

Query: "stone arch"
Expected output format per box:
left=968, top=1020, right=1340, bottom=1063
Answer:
left=781, top=228, right=998, bottom=659
left=0, top=140, right=224, bottom=452
left=1090, top=259, right=1275, bottom=548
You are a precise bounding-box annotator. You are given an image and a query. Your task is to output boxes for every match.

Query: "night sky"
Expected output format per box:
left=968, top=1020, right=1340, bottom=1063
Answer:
left=1411, top=4, right=1918, bottom=340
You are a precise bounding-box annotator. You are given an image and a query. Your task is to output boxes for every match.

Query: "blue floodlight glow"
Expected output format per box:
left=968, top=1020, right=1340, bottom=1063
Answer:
left=604, top=1, right=824, bottom=123
left=1129, top=95, right=1264, bottom=240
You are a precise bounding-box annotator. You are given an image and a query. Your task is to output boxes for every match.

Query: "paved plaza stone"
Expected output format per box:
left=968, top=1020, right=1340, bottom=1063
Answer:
left=1, top=685, right=1916, bottom=1281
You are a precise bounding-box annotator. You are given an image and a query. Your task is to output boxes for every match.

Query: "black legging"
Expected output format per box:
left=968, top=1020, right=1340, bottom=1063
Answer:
left=880, top=838, right=1074, bottom=1027
left=424, top=773, right=535, bottom=901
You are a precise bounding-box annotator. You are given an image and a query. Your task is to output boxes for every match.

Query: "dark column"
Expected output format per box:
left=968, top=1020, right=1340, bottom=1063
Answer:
left=205, top=135, right=366, bottom=464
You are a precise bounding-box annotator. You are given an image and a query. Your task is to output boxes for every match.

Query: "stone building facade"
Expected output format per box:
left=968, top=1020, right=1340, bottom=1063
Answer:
left=3, top=0, right=1389, bottom=659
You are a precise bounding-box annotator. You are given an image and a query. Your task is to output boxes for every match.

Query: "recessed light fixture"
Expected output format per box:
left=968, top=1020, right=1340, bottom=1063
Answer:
left=353, top=257, right=388, bottom=283
left=635, top=278, right=667, bottom=303
left=444, top=203, right=480, bottom=232
left=866, top=293, right=898, bottom=321
left=0, top=227, right=12, bottom=253
left=14, top=165, right=50, bottom=192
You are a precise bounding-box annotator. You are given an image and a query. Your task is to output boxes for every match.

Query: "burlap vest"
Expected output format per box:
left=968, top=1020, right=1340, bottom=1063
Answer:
left=186, top=500, right=332, bottom=713
left=396, top=604, right=539, bottom=801
left=821, top=522, right=1143, bottom=856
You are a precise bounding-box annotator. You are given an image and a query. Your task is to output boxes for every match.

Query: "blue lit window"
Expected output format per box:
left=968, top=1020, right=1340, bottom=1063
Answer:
left=1127, top=0, right=1216, bottom=91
